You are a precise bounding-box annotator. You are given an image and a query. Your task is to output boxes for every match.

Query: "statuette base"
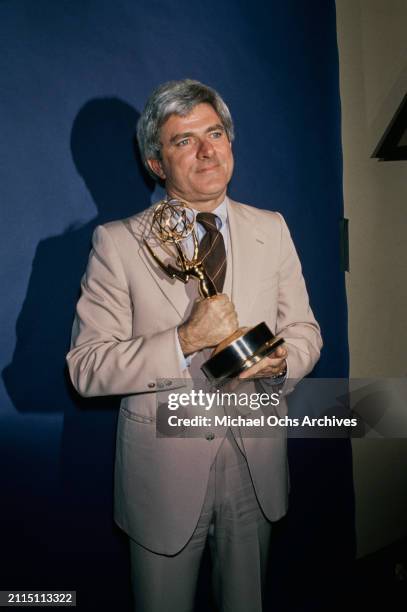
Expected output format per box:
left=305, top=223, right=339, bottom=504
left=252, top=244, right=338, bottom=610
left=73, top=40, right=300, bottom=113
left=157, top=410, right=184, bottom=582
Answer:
left=201, top=322, right=284, bottom=386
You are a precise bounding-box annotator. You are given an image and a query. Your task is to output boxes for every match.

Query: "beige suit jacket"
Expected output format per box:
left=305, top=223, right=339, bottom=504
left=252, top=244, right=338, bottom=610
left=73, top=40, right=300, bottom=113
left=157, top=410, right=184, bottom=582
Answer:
left=67, top=198, right=322, bottom=554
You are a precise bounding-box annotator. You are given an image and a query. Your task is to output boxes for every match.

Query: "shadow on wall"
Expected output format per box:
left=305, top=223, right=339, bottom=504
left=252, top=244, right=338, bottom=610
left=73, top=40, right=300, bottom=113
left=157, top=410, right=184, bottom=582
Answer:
left=3, top=97, right=154, bottom=416
left=1, top=98, right=154, bottom=610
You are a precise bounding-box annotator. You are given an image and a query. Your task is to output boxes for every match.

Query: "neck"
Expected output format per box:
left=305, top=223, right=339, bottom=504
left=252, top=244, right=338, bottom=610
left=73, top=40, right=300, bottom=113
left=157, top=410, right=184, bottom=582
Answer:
left=166, top=188, right=226, bottom=212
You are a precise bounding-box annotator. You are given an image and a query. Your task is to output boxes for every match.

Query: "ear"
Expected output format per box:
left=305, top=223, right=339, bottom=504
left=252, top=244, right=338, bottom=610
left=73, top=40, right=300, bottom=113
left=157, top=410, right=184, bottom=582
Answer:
left=147, top=158, right=166, bottom=180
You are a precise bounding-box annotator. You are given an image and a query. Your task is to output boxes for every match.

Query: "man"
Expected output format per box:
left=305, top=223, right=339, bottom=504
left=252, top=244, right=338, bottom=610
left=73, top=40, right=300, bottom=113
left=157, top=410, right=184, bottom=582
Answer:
left=67, top=79, right=322, bottom=611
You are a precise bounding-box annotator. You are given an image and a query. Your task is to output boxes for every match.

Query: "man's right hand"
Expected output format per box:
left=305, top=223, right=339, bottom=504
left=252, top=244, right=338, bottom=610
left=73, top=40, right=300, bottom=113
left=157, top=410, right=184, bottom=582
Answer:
left=178, top=294, right=239, bottom=357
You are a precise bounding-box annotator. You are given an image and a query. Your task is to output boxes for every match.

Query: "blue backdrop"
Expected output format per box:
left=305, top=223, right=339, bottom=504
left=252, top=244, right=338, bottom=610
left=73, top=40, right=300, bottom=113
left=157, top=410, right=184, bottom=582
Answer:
left=0, top=1, right=354, bottom=610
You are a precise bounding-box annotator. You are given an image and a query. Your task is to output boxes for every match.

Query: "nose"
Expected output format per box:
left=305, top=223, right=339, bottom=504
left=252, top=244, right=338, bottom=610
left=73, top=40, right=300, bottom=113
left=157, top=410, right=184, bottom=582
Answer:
left=196, top=138, right=215, bottom=159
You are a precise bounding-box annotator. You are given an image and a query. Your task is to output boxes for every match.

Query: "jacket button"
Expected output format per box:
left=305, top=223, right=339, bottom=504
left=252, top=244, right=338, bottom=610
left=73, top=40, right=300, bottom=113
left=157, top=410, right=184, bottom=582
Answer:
left=147, top=382, right=155, bottom=388
left=205, top=433, right=215, bottom=441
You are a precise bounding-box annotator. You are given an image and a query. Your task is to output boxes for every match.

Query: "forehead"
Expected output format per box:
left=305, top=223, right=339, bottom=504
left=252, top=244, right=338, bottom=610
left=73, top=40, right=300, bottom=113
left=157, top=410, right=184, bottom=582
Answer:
left=160, top=103, right=222, bottom=139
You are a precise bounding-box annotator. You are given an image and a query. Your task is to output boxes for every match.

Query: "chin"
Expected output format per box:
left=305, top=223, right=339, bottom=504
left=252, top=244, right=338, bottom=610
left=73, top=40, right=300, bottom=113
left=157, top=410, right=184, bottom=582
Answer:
left=195, top=176, right=228, bottom=193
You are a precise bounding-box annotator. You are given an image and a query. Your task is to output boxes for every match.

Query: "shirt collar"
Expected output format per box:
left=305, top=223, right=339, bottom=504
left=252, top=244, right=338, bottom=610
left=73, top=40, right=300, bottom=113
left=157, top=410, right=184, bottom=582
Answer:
left=192, top=196, right=228, bottom=230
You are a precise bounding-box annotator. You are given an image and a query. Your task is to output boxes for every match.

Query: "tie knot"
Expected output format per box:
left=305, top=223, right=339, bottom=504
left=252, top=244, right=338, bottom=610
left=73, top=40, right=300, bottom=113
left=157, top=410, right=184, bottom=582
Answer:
left=196, top=212, right=219, bottom=233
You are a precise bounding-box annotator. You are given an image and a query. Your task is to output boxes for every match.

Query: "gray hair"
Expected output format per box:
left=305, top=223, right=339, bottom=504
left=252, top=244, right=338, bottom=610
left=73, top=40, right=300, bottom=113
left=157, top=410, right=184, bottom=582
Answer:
left=137, top=79, right=234, bottom=180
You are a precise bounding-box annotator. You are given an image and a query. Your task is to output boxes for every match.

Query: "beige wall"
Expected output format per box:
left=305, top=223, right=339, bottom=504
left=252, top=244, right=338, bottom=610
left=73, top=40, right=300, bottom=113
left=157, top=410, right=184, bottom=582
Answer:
left=335, top=0, right=407, bottom=557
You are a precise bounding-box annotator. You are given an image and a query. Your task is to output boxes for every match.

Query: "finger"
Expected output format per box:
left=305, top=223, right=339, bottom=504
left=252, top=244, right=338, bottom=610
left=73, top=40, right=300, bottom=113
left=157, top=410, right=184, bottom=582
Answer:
left=272, top=345, right=287, bottom=359
left=239, top=360, right=266, bottom=379
left=267, top=357, right=286, bottom=368
left=239, top=368, right=257, bottom=380
left=260, top=355, right=286, bottom=368
left=239, top=356, right=286, bottom=380
left=216, top=293, right=230, bottom=304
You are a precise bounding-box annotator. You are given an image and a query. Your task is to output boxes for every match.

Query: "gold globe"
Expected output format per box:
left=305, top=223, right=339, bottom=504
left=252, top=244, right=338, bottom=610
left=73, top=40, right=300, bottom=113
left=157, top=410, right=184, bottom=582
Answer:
left=151, top=199, right=195, bottom=243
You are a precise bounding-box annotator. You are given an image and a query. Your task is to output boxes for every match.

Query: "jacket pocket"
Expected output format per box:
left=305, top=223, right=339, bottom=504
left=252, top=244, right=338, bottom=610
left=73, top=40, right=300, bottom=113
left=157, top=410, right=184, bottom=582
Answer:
left=120, top=405, right=155, bottom=424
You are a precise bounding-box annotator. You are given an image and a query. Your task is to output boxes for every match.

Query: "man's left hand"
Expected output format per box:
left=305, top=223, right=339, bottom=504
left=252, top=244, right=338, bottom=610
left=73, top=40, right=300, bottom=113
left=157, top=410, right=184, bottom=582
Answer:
left=238, top=345, right=288, bottom=380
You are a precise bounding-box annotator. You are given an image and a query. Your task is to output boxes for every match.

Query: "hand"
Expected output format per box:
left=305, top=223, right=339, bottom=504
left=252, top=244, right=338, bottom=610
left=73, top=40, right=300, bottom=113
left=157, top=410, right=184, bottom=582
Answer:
left=239, top=345, right=288, bottom=380
left=178, top=294, right=239, bottom=356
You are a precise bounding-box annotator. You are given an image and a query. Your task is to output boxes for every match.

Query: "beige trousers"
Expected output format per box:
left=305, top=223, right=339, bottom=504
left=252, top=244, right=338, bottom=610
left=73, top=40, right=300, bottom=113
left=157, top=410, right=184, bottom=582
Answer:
left=129, top=430, right=272, bottom=611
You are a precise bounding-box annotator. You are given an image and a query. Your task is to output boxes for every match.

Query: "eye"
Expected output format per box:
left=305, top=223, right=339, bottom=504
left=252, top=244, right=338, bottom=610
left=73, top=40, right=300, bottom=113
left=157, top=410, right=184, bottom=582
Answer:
left=210, top=131, right=224, bottom=139
left=176, top=138, right=190, bottom=147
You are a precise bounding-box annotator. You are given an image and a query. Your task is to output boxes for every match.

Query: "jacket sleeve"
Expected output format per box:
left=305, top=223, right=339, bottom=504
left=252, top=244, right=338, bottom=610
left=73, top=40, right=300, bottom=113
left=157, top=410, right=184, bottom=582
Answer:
left=274, top=213, right=323, bottom=381
left=66, top=224, right=185, bottom=397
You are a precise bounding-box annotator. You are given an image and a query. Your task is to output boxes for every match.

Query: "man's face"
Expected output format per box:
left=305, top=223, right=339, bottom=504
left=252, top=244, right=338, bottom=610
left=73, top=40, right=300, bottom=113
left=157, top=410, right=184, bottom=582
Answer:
left=148, top=103, right=234, bottom=210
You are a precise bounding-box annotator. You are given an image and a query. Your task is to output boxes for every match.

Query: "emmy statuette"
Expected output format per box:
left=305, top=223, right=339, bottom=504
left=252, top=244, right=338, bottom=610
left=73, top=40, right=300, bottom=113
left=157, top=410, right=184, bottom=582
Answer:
left=144, top=199, right=285, bottom=385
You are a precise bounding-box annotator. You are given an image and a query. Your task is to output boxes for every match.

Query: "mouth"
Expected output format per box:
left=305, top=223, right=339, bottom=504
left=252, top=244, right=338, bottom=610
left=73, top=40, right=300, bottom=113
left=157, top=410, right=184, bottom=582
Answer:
left=196, top=165, right=220, bottom=174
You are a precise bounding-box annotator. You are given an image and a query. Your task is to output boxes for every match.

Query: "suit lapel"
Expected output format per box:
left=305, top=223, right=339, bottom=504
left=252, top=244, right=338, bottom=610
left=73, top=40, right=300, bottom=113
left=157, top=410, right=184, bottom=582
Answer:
left=227, top=198, right=268, bottom=326
left=125, top=209, right=191, bottom=319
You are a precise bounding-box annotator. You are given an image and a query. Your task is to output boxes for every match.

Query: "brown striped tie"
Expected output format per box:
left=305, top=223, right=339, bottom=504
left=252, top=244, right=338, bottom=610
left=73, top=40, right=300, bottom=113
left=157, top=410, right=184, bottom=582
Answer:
left=196, top=212, right=227, bottom=293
